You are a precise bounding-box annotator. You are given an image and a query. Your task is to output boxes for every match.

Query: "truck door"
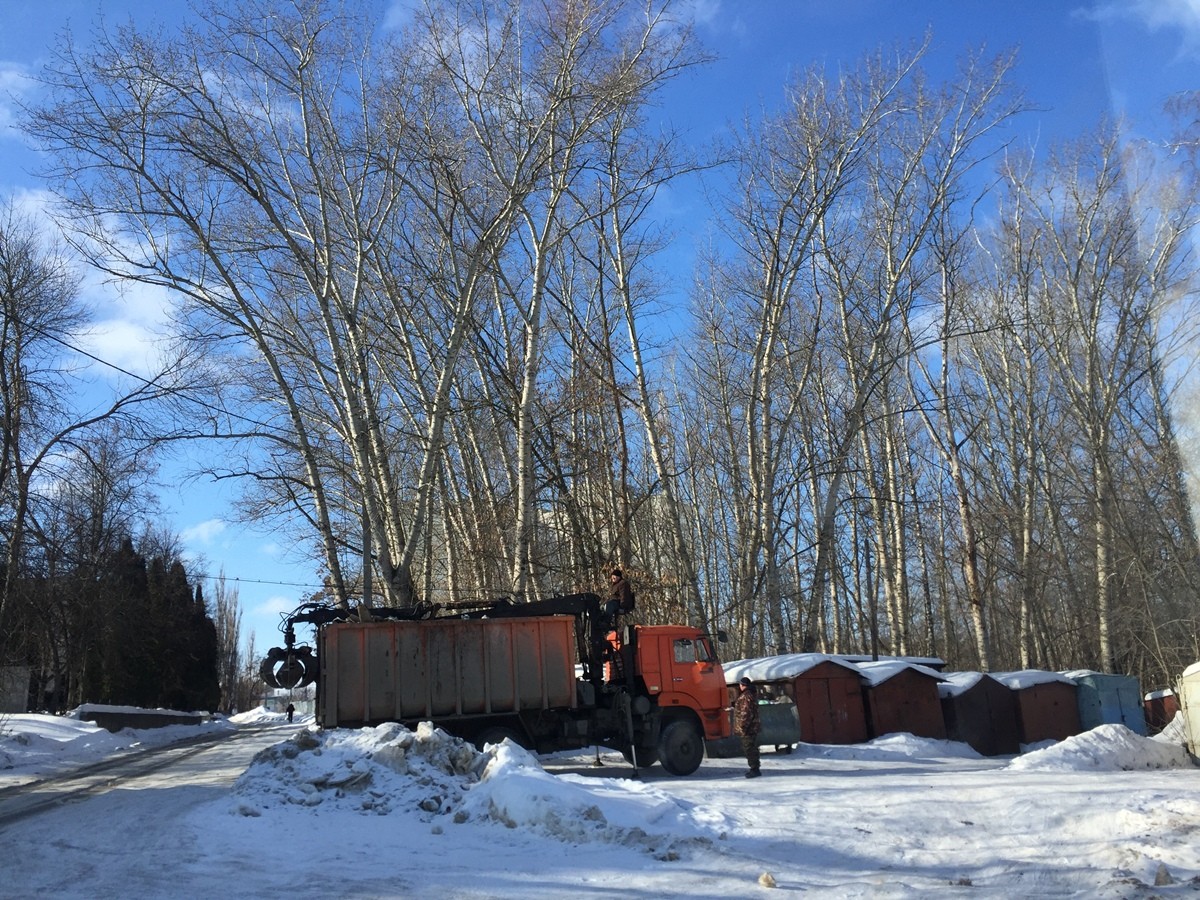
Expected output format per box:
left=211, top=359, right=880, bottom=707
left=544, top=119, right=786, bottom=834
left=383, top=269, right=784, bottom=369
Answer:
left=666, top=635, right=728, bottom=724
left=636, top=631, right=720, bottom=699
left=666, top=636, right=710, bottom=692
left=637, top=632, right=662, bottom=693
left=636, top=633, right=700, bottom=695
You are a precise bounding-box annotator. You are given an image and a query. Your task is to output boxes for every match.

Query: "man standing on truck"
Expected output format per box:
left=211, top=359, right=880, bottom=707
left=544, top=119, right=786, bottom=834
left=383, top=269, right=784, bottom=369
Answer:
left=733, top=676, right=761, bottom=778
left=604, top=568, right=635, bottom=622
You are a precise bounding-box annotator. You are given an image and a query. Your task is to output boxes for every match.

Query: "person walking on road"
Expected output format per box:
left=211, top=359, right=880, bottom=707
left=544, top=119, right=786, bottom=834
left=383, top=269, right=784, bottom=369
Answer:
left=286, top=702, right=295, bottom=723
left=733, top=676, right=761, bottom=778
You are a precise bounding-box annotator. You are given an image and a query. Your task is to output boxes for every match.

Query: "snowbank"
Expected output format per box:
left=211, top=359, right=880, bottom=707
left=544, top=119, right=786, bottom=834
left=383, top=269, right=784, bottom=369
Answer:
left=1009, top=723, right=1192, bottom=771
left=227, top=721, right=722, bottom=857
left=797, top=732, right=984, bottom=762
left=228, top=706, right=309, bottom=725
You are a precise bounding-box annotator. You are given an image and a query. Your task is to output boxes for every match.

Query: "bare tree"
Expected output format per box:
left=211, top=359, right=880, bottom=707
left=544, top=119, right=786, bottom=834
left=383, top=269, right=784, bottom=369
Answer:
left=210, top=571, right=243, bottom=713
left=699, top=44, right=922, bottom=653
left=997, top=128, right=1197, bottom=671
left=696, top=40, right=1022, bottom=658
left=0, top=201, right=180, bottom=661
left=0, top=200, right=85, bottom=649
left=25, top=0, right=703, bottom=609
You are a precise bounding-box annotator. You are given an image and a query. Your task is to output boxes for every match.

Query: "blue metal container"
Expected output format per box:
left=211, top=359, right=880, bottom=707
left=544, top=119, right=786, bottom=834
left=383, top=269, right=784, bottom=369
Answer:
left=1065, top=670, right=1147, bottom=736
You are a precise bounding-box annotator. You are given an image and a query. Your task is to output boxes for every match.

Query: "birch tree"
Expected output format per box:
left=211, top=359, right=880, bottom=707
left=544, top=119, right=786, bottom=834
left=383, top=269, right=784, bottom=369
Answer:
left=26, top=0, right=700, bottom=607
left=704, top=45, right=921, bottom=653
left=1006, top=128, right=1196, bottom=671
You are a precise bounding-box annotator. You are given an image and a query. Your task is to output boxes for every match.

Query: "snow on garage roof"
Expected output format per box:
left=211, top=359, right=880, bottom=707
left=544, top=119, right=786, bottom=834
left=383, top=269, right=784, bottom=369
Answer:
left=721, top=653, right=862, bottom=683
left=991, top=670, right=1076, bottom=690
left=853, top=659, right=946, bottom=686
left=937, top=670, right=988, bottom=698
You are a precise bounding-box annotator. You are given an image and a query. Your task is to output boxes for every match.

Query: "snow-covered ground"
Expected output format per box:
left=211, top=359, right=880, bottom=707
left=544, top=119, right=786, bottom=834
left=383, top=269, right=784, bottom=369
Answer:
left=0, top=706, right=237, bottom=786
left=1, top=708, right=1198, bottom=898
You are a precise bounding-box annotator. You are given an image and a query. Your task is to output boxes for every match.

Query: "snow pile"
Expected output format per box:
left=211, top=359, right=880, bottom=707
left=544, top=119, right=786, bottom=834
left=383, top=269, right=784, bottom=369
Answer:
left=227, top=705, right=313, bottom=725
left=228, top=707, right=291, bottom=725
left=0, top=715, right=113, bottom=773
left=469, top=744, right=726, bottom=856
left=230, top=721, right=478, bottom=818
left=228, top=721, right=720, bottom=857
left=799, top=732, right=983, bottom=762
left=1009, top=723, right=1192, bottom=771
left=1158, top=710, right=1188, bottom=744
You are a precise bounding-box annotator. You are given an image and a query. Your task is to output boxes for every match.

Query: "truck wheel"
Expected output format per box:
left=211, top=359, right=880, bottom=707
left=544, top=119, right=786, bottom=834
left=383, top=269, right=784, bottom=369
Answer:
left=475, top=726, right=526, bottom=751
left=622, top=745, right=658, bottom=768
left=657, top=719, right=704, bottom=776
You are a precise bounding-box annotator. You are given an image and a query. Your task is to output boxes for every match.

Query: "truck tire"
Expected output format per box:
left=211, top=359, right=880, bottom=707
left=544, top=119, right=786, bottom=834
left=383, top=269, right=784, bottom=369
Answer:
left=657, top=719, right=704, bottom=776
left=622, top=745, right=659, bottom=768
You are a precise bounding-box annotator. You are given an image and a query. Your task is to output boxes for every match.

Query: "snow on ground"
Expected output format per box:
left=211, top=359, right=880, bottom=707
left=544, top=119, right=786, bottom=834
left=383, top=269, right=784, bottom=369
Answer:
left=0, top=707, right=235, bottom=785
left=2, top=708, right=1200, bottom=898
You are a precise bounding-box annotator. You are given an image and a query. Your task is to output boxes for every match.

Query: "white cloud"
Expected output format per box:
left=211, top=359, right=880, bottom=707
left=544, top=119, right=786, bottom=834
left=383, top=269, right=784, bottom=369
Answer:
left=679, top=0, right=722, bottom=29
left=75, top=266, right=175, bottom=379
left=252, top=594, right=296, bottom=618
left=78, top=318, right=165, bottom=378
left=380, top=0, right=417, bottom=33
left=0, top=188, right=177, bottom=382
left=1092, top=0, right=1200, bottom=54
left=0, top=60, right=34, bottom=134
left=109, top=275, right=174, bottom=329
left=9, top=185, right=54, bottom=219
left=181, top=518, right=228, bottom=546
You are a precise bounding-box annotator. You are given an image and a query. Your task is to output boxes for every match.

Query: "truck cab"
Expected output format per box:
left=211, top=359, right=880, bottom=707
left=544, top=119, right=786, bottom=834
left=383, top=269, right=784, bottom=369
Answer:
left=604, top=623, right=731, bottom=774
left=632, top=625, right=731, bottom=741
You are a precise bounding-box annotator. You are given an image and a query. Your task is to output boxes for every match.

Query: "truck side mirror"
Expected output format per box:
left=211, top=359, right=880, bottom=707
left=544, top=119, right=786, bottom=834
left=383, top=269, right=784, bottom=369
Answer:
left=716, top=630, right=728, bottom=643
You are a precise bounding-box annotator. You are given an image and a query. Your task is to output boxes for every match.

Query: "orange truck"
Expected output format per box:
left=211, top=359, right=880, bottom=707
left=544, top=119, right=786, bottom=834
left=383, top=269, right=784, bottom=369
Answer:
left=263, top=592, right=731, bottom=776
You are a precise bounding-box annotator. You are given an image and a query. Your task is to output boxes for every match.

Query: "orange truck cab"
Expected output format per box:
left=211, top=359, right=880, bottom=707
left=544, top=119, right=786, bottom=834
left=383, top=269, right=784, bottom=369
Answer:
left=616, top=625, right=732, bottom=742
left=638, top=624, right=729, bottom=744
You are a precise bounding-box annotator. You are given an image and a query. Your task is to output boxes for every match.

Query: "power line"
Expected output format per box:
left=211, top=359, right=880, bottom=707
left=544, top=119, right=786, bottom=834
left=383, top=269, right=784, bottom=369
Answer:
left=6, top=312, right=361, bottom=604
left=19, top=309, right=277, bottom=431
left=190, top=572, right=327, bottom=591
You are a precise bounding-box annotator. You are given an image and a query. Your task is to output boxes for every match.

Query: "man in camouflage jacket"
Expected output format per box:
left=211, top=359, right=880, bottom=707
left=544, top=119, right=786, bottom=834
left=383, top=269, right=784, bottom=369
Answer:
left=733, top=677, right=761, bottom=778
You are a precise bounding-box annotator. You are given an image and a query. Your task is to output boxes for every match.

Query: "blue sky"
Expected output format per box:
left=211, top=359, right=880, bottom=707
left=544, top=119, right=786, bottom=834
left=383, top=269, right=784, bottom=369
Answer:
left=1, top=0, right=1198, bottom=655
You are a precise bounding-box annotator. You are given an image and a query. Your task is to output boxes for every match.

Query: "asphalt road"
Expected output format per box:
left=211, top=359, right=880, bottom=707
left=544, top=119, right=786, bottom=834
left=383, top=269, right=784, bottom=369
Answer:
left=0, top=722, right=288, bottom=827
